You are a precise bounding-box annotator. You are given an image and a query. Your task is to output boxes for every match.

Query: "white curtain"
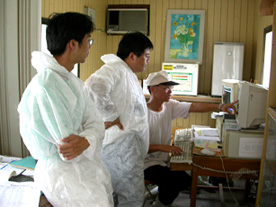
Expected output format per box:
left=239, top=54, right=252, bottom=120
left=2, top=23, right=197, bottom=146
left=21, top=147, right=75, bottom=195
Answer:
left=0, top=0, right=41, bottom=157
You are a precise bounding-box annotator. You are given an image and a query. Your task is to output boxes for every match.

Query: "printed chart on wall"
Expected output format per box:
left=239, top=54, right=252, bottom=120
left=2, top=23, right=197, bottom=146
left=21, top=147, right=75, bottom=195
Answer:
left=162, top=63, right=199, bottom=96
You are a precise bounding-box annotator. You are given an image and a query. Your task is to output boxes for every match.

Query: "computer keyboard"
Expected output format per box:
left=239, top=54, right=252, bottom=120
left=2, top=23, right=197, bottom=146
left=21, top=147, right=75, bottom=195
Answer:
left=170, top=141, right=193, bottom=163
left=170, top=128, right=194, bottom=164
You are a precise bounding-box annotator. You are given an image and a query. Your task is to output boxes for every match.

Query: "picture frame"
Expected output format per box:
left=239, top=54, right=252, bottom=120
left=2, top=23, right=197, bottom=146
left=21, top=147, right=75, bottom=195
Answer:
left=164, top=10, right=205, bottom=64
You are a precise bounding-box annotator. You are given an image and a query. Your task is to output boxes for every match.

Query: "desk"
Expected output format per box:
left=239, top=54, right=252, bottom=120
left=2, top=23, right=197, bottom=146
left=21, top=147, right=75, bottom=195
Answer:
left=170, top=155, right=260, bottom=207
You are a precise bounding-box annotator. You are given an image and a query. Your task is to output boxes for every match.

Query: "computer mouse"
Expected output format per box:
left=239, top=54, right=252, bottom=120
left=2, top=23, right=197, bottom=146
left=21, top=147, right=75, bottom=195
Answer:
left=201, top=148, right=216, bottom=156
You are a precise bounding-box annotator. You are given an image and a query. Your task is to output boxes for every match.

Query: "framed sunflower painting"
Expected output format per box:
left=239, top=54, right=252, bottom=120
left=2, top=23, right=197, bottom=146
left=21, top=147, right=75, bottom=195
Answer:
left=164, top=10, right=205, bottom=64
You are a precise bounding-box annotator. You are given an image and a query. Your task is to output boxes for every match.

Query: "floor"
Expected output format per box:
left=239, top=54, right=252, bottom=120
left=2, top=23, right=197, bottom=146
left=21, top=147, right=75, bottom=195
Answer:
left=144, top=177, right=257, bottom=207
left=12, top=174, right=257, bottom=207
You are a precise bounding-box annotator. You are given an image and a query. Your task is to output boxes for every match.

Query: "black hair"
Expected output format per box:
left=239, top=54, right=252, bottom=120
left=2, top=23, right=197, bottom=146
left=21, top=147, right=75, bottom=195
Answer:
left=46, top=12, right=95, bottom=56
left=117, top=32, right=153, bottom=60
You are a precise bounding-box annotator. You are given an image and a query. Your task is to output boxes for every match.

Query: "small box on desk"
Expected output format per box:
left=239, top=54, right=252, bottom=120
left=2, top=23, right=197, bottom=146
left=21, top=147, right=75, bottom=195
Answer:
left=222, top=125, right=264, bottom=159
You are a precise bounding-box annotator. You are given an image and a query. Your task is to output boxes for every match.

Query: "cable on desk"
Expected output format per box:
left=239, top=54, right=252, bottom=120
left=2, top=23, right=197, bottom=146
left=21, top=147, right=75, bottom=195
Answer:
left=230, top=168, right=255, bottom=180
left=191, top=162, right=259, bottom=176
left=192, top=155, right=260, bottom=206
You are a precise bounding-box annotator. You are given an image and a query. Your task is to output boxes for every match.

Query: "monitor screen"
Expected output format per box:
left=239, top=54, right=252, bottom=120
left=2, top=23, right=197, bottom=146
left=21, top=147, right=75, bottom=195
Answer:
left=223, top=86, right=232, bottom=104
left=236, top=81, right=268, bottom=129
left=222, top=79, right=240, bottom=105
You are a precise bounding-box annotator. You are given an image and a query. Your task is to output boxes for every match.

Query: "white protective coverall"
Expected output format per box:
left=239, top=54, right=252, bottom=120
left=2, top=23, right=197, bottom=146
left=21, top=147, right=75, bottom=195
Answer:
left=85, top=54, right=149, bottom=207
left=18, top=51, right=113, bottom=207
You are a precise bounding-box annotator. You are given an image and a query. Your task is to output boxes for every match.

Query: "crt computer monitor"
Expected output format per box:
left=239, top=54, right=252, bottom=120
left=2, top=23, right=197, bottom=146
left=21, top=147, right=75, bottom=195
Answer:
left=222, top=79, right=240, bottom=105
left=236, top=81, right=268, bottom=129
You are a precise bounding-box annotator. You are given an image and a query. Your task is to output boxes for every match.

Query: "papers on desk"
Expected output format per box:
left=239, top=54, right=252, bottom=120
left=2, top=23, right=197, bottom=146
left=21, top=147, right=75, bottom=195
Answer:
left=194, top=127, right=220, bottom=141
left=211, top=111, right=227, bottom=119
left=0, top=156, right=37, bottom=183
left=0, top=164, right=24, bottom=182
left=193, top=128, right=223, bottom=156
left=0, top=155, right=40, bottom=207
left=1, top=156, right=26, bottom=183
left=194, top=139, right=222, bottom=150
left=0, top=155, right=21, bottom=163
left=0, top=182, right=41, bottom=207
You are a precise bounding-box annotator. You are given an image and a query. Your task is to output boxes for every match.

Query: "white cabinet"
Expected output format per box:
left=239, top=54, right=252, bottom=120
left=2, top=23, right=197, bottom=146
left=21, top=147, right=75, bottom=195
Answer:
left=211, top=42, right=244, bottom=96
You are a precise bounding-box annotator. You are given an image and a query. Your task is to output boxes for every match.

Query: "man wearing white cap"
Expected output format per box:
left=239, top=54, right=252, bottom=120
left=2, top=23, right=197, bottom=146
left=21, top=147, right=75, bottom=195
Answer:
left=144, top=71, right=237, bottom=207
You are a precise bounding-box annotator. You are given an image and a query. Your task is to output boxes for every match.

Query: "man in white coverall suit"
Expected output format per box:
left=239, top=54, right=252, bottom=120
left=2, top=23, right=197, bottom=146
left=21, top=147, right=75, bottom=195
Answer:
left=85, top=32, right=153, bottom=207
left=18, top=12, right=113, bottom=207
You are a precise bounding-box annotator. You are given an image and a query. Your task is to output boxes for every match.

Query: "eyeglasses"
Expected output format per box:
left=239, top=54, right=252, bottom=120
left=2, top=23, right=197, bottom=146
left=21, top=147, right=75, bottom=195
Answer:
left=89, top=39, right=94, bottom=46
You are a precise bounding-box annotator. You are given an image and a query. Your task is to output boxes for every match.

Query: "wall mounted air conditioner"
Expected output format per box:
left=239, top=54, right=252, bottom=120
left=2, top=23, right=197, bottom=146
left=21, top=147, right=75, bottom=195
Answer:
left=106, top=5, right=150, bottom=35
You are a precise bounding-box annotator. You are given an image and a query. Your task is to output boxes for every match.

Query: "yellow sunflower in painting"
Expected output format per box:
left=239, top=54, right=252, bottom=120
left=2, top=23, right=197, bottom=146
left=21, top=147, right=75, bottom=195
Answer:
left=173, top=21, right=178, bottom=26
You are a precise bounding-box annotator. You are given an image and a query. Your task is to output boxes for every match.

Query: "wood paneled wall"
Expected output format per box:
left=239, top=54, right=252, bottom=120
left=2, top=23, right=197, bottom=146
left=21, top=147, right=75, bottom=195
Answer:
left=42, top=0, right=258, bottom=94
left=41, top=0, right=263, bottom=129
left=107, top=0, right=257, bottom=95
left=173, top=111, right=216, bottom=129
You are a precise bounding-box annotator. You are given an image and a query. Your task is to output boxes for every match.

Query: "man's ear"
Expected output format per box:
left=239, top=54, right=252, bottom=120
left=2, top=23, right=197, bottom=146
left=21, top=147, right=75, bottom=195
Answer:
left=68, top=39, right=78, bottom=50
left=128, top=52, right=136, bottom=61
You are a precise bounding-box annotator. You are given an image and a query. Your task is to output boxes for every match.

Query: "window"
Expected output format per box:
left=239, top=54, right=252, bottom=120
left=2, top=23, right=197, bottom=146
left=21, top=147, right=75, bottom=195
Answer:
left=262, top=25, right=272, bottom=88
